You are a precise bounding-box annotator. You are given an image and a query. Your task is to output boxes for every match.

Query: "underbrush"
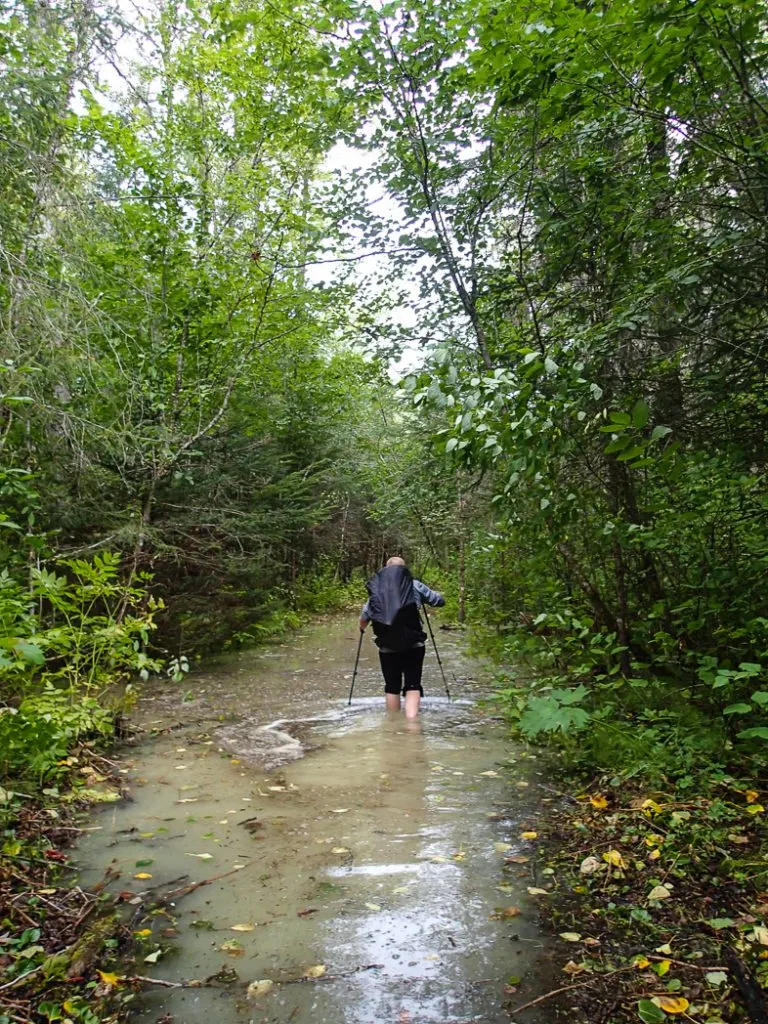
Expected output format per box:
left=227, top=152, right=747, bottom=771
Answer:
left=483, top=612, right=768, bottom=1023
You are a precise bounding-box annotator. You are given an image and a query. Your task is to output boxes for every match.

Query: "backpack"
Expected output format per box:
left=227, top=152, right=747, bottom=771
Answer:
left=366, top=564, right=427, bottom=652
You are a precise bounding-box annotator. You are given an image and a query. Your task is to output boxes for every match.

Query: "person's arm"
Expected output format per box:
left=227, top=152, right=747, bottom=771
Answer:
left=359, top=601, right=370, bottom=631
left=414, top=579, right=445, bottom=608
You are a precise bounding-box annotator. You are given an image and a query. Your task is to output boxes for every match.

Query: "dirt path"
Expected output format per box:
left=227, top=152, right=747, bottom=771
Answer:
left=74, top=617, right=551, bottom=1023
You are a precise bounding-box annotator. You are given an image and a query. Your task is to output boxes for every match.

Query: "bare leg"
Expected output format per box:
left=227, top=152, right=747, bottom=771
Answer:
left=386, top=693, right=401, bottom=712
left=404, top=690, right=421, bottom=719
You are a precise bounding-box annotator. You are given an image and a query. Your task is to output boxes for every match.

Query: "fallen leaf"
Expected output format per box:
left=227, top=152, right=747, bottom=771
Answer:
left=634, top=956, right=651, bottom=969
left=651, top=996, right=689, bottom=1014
left=602, top=849, right=628, bottom=869
left=520, top=831, right=538, bottom=840
left=728, top=834, right=749, bottom=844
left=648, top=884, right=671, bottom=901
left=648, top=849, right=661, bottom=861
left=645, top=834, right=664, bottom=847
left=364, top=903, right=381, bottom=911
left=246, top=979, right=274, bottom=998
left=579, top=856, right=601, bottom=875
left=641, top=799, right=663, bottom=814
left=706, top=971, right=728, bottom=987
left=303, top=964, right=326, bottom=978
left=527, top=887, right=549, bottom=896
left=134, top=929, right=152, bottom=938
left=220, top=939, right=244, bottom=956
left=144, top=949, right=162, bottom=963
left=494, top=842, right=512, bottom=853
left=479, top=770, right=499, bottom=777
left=752, top=925, right=768, bottom=945
left=231, top=923, right=256, bottom=932
left=424, top=953, right=441, bottom=961
left=97, top=970, right=120, bottom=986
left=506, top=855, right=529, bottom=865
left=655, top=943, right=673, bottom=954
left=392, top=886, right=410, bottom=894
left=583, top=937, right=601, bottom=947
left=134, top=872, right=153, bottom=880
left=331, top=808, right=349, bottom=814
left=186, top=852, right=214, bottom=860
left=589, top=795, right=608, bottom=810
left=747, top=804, right=765, bottom=815
left=559, top=932, right=581, bottom=942
left=746, top=790, right=760, bottom=803
left=431, top=855, right=448, bottom=863
left=332, top=847, right=350, bottom=854
left=655, top=959, right=671, bottom=976
left=500, top=905, right=521, bottom=918
left=562, top=960, right=584, bottom=975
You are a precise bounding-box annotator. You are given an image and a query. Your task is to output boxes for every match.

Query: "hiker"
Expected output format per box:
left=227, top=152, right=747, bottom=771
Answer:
left=359, top=556, right=445, bottom=718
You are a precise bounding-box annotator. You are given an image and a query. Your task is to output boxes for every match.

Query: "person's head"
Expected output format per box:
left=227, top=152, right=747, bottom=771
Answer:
left=386, top=555, right=406, bottom=567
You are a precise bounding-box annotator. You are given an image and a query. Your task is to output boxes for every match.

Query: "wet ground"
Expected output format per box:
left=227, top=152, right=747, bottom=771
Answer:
left=74, top=617, right=551, bottom=1024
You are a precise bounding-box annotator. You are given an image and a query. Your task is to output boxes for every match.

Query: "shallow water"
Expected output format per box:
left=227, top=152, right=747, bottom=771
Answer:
left=74, top=618, right=549, bottom=1024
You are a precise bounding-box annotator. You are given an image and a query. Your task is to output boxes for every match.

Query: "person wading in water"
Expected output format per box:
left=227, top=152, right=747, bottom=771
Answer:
left=359, top=556, right=445, bottom=719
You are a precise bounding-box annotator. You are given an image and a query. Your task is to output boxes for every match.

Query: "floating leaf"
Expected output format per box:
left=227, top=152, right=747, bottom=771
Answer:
left=331, top=808, right=349, bottom=814
left=364, top=903, right=381, bottom=912
left=247, top=979, right=274, bottom=998
left=231, top=923, right=256, bottom=932
left=186, top=852, right=214, bottom=860
left=220, top=939, right=244, bottom=956
left=494, top=842, right=512, bottom=853
left=527, top=887, right=549, bottom=896
left=303, top=964, right=326, bottom=978
left=651, top=996, right=689, bottom=1014
left=332, top=847, right=350, bottom=854
left=97, top=970, right=120, bottom=986
left=431, top=855, right=448, bottom=863
left=560, top=932, right=581, bottom=942
left=479, top=770, right=499, bottom=777
left=501, top=905, right=521, bottom=918
left=135, top=859, right=154, bottom=867
left=520, top=831, right=538, bottom=840
left=134, top=872, right=153, bottom=880
left=144, top=949, right=162, bottom=963
left=506, top=854, right=529, bottom=865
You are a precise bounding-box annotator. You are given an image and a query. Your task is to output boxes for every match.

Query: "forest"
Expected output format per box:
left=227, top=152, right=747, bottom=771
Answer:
left=2, top=0, right=768, bottom=1020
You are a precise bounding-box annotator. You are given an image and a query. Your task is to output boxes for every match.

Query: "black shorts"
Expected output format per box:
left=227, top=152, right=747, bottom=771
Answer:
left=379, top=645, right=426, bottom=696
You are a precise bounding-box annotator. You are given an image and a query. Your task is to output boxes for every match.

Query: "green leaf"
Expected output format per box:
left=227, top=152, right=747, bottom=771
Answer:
left=723, top=703, right=752, bottom=715
left=632, top=399, right=649, bottom=429
left=650, top=425, right=672, bottom=441
left=609, top=411, right=631, bottom=425
left=637, top=999, right=667, bottom=1023
left=737, top=728, right=768, bottom=741
left=751, top=691, right=768, bottom=706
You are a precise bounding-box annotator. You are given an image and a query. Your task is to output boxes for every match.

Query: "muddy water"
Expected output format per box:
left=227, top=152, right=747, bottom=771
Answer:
left=75, top=618, right=549, bottom=1024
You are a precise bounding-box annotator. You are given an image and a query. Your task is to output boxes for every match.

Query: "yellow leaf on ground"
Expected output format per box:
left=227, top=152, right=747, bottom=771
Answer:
left=97, top=970, right=120, bottom=986
left=589, top=795, right=608, bottom=810
left=560, top=932, right=581, bottom=942
left=332, top=847, right=350, bottom=854
left=602, top=850, right=628, bottom=869
left=645, top=834, right=664, bottom=847
left=752, top=925, right=768, bottom=945
left=648, top=849, right=661, bottom=861
left=746, top=790, right=760, bottom=803
left=651, top=997, right=689, bottom=1014
left=641, top=799, right=663, bottom=814
left=655, top=943, right=673, bottom=954
left=304, top=964, right=326, bottom=978
left=656, top=960, right=671, bottom=976
left=134, top=929, right=152, bottom=938
left=747, top=804, right=765, bottom=814
left=648, top=884, right=672, bottom=901
left=633, top=956, right=650, bottom=969
left=520, top=831, right=538, bottom=840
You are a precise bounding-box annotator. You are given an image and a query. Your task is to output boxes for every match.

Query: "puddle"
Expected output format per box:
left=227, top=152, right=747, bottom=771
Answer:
left=75, top=617, right=550, bottom=1023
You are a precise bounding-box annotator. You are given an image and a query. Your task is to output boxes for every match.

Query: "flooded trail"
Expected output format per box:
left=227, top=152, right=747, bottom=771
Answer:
left=75, top=617, right=550, bottom=1024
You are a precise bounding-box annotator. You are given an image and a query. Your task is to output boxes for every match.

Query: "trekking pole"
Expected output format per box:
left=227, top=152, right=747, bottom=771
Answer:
left=347, top=629, right=364, bottom=706
left=421, top=605, right=451, bottom=701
